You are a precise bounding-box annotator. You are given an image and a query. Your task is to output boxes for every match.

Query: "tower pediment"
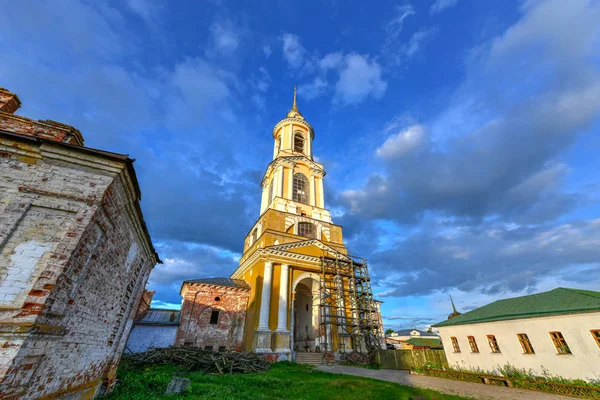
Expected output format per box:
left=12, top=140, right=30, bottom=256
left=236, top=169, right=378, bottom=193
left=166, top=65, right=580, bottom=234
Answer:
left=266, top=239, right=350, bottom=261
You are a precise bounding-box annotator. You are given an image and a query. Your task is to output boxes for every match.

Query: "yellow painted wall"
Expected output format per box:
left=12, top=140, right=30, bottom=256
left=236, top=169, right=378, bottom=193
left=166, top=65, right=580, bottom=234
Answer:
left=241, top=262, right=262, bottom=351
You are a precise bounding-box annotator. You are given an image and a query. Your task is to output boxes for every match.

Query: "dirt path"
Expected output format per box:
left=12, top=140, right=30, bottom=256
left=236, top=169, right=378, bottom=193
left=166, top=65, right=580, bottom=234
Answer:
left=315, top=365, right=578, bottom=400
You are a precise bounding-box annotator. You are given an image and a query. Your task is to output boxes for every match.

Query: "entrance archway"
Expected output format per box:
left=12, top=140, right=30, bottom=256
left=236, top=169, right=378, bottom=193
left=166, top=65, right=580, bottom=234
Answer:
left=291, top=275, right=320, bottom=352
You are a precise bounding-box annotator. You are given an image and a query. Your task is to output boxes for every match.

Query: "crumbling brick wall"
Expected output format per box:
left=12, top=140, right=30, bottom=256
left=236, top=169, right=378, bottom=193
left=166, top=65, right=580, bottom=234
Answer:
left=0, top=87, right=158, bottom=399
left=176, top=283, right=249, bottom=352
left=135, top=290, right=155, bottom=319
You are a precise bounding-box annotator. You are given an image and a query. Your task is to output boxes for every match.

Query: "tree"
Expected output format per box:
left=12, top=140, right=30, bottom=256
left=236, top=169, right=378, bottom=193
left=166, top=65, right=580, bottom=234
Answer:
left=385, top=328, right=395, bottom=335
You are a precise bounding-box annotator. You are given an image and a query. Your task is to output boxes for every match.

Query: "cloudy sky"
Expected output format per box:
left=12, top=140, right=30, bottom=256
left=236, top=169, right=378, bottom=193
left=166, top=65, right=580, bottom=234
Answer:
left=2, top=0, right=600, bottom=331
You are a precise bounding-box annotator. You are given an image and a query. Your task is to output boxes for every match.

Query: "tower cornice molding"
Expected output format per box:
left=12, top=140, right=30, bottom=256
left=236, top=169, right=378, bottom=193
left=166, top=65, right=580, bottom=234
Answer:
left=310, top=167, right=325, bottom=178
left=261, top=155, right=325, bottom=186
left=273, top=117, right=314, bottom=139
left=231, top=239, right=352, bottom=279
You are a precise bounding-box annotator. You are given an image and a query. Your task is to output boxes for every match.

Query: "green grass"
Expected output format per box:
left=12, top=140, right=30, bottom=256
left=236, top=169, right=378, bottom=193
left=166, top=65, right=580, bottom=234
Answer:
left=104, top=361, right=470, bottom=400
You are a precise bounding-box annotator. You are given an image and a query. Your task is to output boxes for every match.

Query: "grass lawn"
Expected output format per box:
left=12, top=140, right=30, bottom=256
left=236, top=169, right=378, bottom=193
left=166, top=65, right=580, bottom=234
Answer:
left=104, top=361, right=471, bottom=400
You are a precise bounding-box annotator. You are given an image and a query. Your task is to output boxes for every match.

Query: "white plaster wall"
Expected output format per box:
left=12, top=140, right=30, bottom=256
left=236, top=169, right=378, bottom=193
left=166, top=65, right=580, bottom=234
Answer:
left=126, top=325, right=178, bottom=353
left=438, top=312, right=600, bottom=381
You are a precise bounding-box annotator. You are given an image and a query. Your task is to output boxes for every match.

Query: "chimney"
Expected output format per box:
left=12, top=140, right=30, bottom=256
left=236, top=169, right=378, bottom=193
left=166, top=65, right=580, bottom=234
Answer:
left=0, top=87, right=22, bottom=114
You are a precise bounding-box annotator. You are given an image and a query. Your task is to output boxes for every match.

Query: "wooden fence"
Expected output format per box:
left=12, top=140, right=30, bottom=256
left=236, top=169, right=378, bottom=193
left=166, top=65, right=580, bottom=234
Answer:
left=376, top=349, right=447, bottom=370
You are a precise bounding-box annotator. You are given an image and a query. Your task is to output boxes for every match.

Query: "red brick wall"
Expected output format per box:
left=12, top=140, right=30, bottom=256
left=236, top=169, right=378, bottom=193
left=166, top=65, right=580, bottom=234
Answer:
left=0, top=131, right=156, bottom=398
left=135, top=290, right=155, bottom=319
left=0, top=86, right=84, bottom=146
left=176, top=284, right=249, bottom=352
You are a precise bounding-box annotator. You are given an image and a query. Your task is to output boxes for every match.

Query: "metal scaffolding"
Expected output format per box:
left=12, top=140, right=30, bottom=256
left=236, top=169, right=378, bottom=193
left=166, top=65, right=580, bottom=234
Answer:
left=318, top=251, right=382, bottom=365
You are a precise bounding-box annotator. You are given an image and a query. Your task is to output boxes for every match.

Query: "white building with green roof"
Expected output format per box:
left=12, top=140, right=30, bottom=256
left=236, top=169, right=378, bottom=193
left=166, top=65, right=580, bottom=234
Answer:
left=432, top=287, right=600, bottom=381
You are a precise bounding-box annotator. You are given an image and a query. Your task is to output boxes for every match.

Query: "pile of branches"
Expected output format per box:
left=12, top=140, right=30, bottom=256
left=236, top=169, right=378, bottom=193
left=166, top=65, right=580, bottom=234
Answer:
left=123, top=347, right=270, bottom=375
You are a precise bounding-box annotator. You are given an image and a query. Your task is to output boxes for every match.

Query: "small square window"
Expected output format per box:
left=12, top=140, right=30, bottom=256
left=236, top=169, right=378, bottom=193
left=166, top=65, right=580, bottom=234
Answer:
left=549, top=332, right=571, bottom=354
left=487, top=335, right=501, bottom=353
left=210, top=310, right=219, bottom=325
left=183, top=342, right=193, bottom=348
left=517, top=333, right=535, bottom=354
left=205, top=346, right=213, bottom=351
left=450, top=337, right=460, bottom=353
left=591, top=330, right=600, bottom=349
left=218, top=346, right=226, bottom=352
left=467, top=336, right=479, bottom=353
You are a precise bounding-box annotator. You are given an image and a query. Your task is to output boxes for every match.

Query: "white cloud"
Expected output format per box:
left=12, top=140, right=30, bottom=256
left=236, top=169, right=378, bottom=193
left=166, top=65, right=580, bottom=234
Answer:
left=263, top=45, right=272, bottom=58
left=402, top=28, right=437, bottom=59
left=319, top=52, right=344, bottom=70
left=334, top=54, right=387, bottom=105
left=126, top=0, right=163, bottom=28
left=253, top=67, right=271, bottom=92
left=377, top=124, right=426, bottom=158
left=167, top=57, right=236, bottom=126
left=430, top=0, right=458, bottom=15
left=280, top=35, right=387, bottom=105
left=282, top=33, right=308, bottom=69
left=386, top=5, right=416, bottom=39
left=383, top=6, right=436, bottom=65
left=298, top=77, right=328, bottom=100
left=208, top=19, right=239, bottom=56
left=249, top=67, right=271, bottom=110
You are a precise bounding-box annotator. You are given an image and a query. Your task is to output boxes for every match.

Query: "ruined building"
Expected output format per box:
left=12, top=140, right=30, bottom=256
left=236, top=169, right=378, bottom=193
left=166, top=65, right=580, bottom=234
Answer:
left=175, top=278, right=250, bottom=351
left=0, top=86, right=159, bottom=398
left=228, top=88, right=383, bottom=362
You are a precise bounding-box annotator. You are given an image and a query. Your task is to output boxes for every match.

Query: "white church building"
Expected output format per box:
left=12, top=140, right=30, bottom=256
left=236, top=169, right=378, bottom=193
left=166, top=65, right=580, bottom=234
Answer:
left=433, top=288, right=600, bottom=381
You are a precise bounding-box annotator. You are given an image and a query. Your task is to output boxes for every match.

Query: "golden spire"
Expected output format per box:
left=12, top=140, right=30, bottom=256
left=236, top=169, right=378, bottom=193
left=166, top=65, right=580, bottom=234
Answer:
left=286, top=85, right=304, bottom=120
left=292, top=85, right=298, bottom=111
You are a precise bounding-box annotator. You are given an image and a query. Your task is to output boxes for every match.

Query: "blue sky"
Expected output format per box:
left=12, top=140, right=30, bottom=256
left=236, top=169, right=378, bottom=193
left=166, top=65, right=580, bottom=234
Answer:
left=2, top=0, right=600, bottom=331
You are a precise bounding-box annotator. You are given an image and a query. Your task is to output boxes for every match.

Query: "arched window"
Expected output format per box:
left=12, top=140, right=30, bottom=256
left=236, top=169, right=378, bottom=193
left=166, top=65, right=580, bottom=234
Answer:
left=293, top=173, right=309, bottom=204
left=294, top=133, right=305, bottom=153
left=298, top=222, right=315, bottom=238
left=251, top=228, right=257, bottom=244
left=268, top=178, right=274, bottom=205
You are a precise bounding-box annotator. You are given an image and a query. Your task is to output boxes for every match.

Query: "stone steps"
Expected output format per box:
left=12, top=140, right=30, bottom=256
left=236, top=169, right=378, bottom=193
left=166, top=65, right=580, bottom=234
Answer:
left=295, top=352, right=325, bottom=365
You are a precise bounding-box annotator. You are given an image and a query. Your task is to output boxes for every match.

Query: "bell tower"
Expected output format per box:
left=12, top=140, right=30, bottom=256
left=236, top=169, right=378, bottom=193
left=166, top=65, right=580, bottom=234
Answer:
left=260, top=87, right=330, bottom=222
left=230, top=87, right=382, bottom=361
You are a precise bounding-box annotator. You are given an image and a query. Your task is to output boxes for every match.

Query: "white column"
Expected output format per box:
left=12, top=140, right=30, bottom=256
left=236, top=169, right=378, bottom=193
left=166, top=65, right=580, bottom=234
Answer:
left=309, top=175, right=316, bottom=206
left=287, top=167, right=294, bottom=200
left=276, top=264, right=289, bottom=332
left=260, top=184, right=268, bottom=213
left=290, top=293, right=295, bottom=352
left=272, top=169, right=280, bottom=201
left=277, top=165, right=284, bottom=198
left=318, top=177, right=325, bottom=208
left=258, top=261, right=273, bottom=330
left=307, top=134, right=312, bottom=157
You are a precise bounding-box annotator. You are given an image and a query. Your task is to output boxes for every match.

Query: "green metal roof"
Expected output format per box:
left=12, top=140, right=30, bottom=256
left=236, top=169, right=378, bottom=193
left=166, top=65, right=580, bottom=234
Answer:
left=406, top=338, right=443, bottom=349
left=433, top=288, right=600, bottom=328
